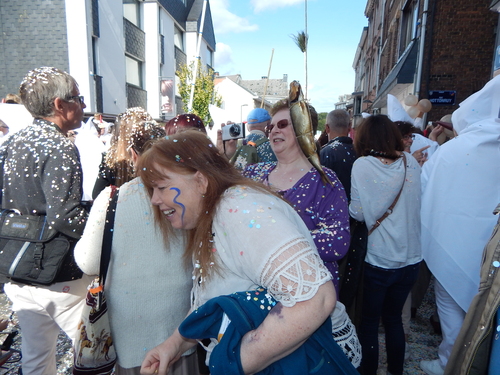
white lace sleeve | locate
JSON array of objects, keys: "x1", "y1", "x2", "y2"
[
  {"x1": 261, "y1": 237, "x2": 332, "y2": 307},
  {"x1": 209, "y1": 186, "x2": 333, "y2": 308}
]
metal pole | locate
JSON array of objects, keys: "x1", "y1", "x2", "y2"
[
  {"x1": 188, "y1": 0, "x2": 208, "y2": 112},
  {"x1": 414, "y1": 0, "x2": 429, "y2": 99},
  {"x1": 305, "y1": 0, "x2": 308, "y2": 100},
  {"x1": 261, "y1": 49, "x2": 274, "y2": 108}
]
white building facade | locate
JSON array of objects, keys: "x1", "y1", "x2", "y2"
[{"x1": 0, "y1": 0, "x2": 216, "y2": 119}]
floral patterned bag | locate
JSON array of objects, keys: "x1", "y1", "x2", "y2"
[{"x1": 73, "y1": 188, "x2": 118, "y2": 374}]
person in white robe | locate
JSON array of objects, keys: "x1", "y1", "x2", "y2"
[
  {"x1": 419, "y1": 75, "x2": 500, "y2": 375},
  {"x1": 74, "y1": 116, "x2": 107, "y2": 202}
]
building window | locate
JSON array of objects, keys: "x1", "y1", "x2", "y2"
[
  {"x1": 174, "y1": 25, "x2": 184, "y2": 51},
  {"x1": 354, "y1": 96, "x2": 362, "y2": 116},
  {"x1": 126, "y1": 55, "x2": 142, "y2": 87},
  {"x1": 92, "y1": 0, "x2": 100, "y2": 37},
  {"x1": 160, "y1": 34, "x2": 165, "y2": 65},
  {"x1": 400, "y1": 0, "x2": 418, "y2": 54},
  {"x1": 206, "y1": 47, "x2": 213, "y2": 67},
  {"x1": 123, "y1": 0, "x2": 140, "y2": 28}
]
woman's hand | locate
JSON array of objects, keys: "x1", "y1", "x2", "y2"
[
  {"x1": 412, "y1": 145, "x2": 430, "y2": 166},
  {"x1": 239, "y1": 281, "x2": 336, "y2": 374},
  {"x1": 140, "y1": 329, "x2": 196, "y2": 375},
  {"x1": 216, "y1": 123, "x2": 238, "y2": 160}
]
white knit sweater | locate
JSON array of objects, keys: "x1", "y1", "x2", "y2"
[{"x1": 74, "y1": 178, "x2": 192, "y2": 368}]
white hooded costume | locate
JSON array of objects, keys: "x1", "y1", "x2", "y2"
[
  {"x1": 387, "y1": 94, "x2": 440, "y2": 160},
  {"x1": 420, "y1": 75, "x2": 500, "y2": 367},
  {"x1": 75, "y1": 117, "x2": 107, "y2": 201}
]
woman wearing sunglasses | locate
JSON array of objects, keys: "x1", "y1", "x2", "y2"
[
  {"x1": 243, "y1": 98, "x2": 361, "y2": 368},
  {"x1": 244, "y1": 99, "x2": 349, "y2": 294}
]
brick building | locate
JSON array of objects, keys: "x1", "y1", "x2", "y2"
[
  {"x1": 0, "y1": 0, "x2": 216, "y2": 118},
  {"x1": 492, "y1": 0, "x2": 500, "y2": 76},
  {"x1": 352, "y1": 0, "x2": 498, "y2": 127}
]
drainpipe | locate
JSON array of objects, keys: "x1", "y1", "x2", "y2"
[
  {"x1": 414, "y1": 0, "x2": 429, "y2": 99},
  {"x1": 375, "y1": 0, "x2": 386, "y2": 96}
]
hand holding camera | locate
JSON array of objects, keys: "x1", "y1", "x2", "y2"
[
  {"x1": 221, "y1": 122, "x2": 245, "y2": 141},
  {"x1": 216, "y1": 122, "x2": 242, "y2": 160}
]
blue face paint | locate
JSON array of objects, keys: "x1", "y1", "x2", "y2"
[{"x1": 170, "y1": 187, "x2": 186, "y2": 225}]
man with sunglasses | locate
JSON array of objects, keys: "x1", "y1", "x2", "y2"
[{"x1": 0, "y1": 67, "x2": 90, "y2": 374}]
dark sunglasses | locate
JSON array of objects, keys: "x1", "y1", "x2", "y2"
[
  {"x1": 66, "y1": 95, "x2": 85, "y2": 104},
  {"x1": 266, "y1": 119, "x2": 290, "y2": 133}
]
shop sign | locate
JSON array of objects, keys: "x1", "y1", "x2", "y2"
[{"x1": 428, "y1": 90, "x2": 456, "y2": 106}]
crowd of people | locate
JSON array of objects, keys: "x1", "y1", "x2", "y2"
[{"x1": 0, "y1": 66, "x2": 499, "y2": 375}]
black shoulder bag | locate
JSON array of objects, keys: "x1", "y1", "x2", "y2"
[{"x1": 0, "y1": 210, "x2": 77, "y2": 285}]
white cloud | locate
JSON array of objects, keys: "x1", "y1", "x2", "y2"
[
  {"x1": 210, "y1": 0, "x2": 259, "y2": 35},
  {"x1": 251, "y1": 0, "x2": 305, "y2": 13},
  {"x1": 214, "y1": 42, "x2": 235, "y2": 75}
]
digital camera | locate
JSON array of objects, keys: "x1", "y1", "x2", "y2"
[{"x1": 221, "y1": 123, "x2": 246, "y2": 141}]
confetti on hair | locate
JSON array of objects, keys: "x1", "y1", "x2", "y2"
[
  {"x1": 105, "y1": 107, "x2": 160, "y2": 172},
  {"x1": 20, "y1": 67, "x2": 64, "y2": 91}
]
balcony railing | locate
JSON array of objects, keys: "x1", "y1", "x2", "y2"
[
  {"x1": 175, "y1": 47, "x2": 186, "y2": 72},
  {"x1": 124, "y1": 18, "x2": 145, "y2": 61},
  {"x1": 127, "y1": 84, "x2": 147, "y2": 109}
]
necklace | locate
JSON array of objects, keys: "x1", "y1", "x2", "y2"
[{"x1": 269, "y1": 164, "x2": 307, "y2": 189}]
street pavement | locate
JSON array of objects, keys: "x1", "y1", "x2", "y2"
[{"x1": 0, "y1": 280, "x2": 442, "y2": 374}]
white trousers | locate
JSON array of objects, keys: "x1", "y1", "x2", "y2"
[
  {"x1": 434, "y1": 279, "x2": 465, "y2": 368},
  {"x1": 4, "y1": 276, "x2": 91, "y2": 375}
]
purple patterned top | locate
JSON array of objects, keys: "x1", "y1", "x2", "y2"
[{"x1": 243, "y1": 162, "x2": 350, "y2": 293}]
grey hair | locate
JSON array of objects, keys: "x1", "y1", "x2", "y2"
[
  {"x1": 326, "y1": 109, "x2": 350, "y2": 132},
  {"x1": 19, "y1": 67, "x2": 77, "y2": 118}
]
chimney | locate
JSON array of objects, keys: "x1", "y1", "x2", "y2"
[{"x1": 283, "y1": 74, "x2": 288, "y2": 83}]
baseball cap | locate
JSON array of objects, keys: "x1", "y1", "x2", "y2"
[{"x1": 247, "y1": 108, "x2": 271, "y2": 124}]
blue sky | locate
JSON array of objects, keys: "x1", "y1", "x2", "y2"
[{"x1": 210, "y1": 0, "x2": 369, "y2": 113}]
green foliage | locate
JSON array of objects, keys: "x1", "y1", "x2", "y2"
[
  {"x1": 177, "y1": 62, "x2": 222, "y2": 126},
  {"x1": 317, "y1": 112, "x2": 327, "y2": 132}
]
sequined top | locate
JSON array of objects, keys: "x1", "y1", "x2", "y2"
[
  {"x1": 243, "y1": 163, "x2": 350, "y2": 293},
  {"x1": 0, "y1": 119, "x2": 87, "y2": 239},
  {"x1": 320, "y1": 136, "x2": 357, "y2": 201}
]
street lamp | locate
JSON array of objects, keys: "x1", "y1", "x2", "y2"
[{"x1": 240, "y1": 104, "x2": 248, "y2": 123}]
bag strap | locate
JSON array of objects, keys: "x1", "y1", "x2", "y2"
[
  {"x1": 100, "y1": 186, "x2": 119, "y2": 284},
  {"x1": 368, "y1": 153, "x2": 407, "y2": 236},
  {"x1": 248, "y1": 137, "x2": 268, "y2": 148}
]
